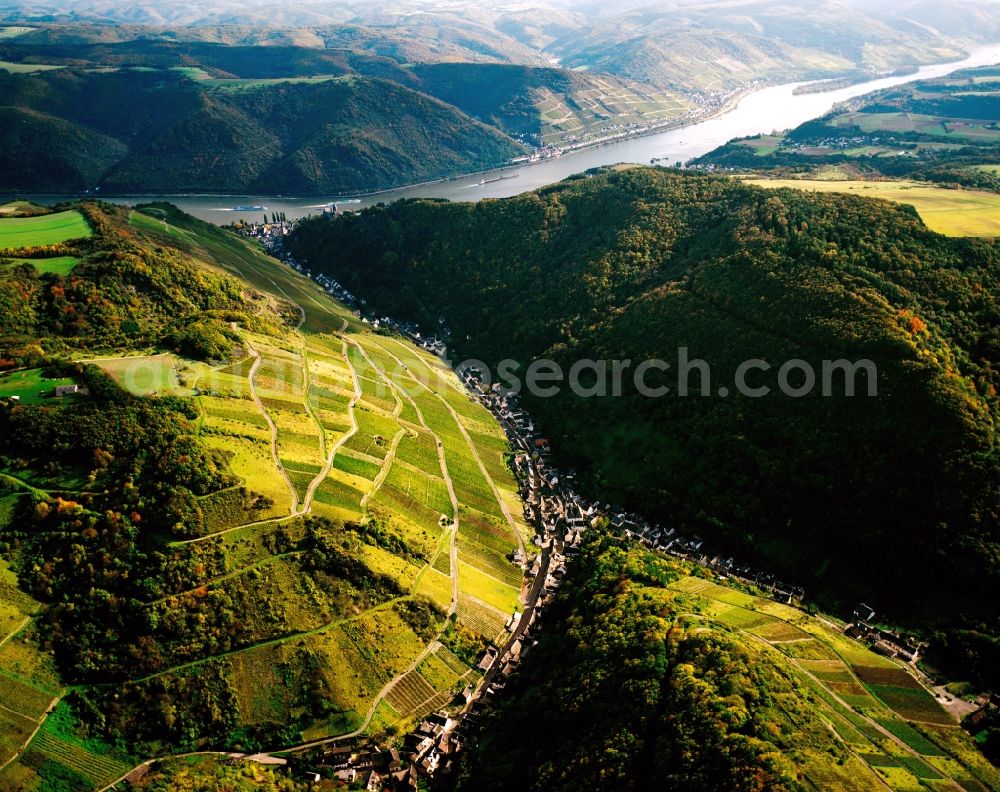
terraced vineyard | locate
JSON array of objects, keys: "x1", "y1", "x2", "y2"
[
  {"x1": 0, "y1": 203, "x2": 535, "y2": 788},
  {"x1": 0, "y1": 560, "x2": 63, "y2": 779},
  {"x1": 130, "y1": 207, "x2": 529, "y2": 734},
  {"x1": 661, "y1": 576, "x2": 1000, "y2": 792}
]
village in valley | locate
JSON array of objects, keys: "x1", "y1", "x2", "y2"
[{"x1": 226, "y1": 220, "x2": 987, "y2": 789}]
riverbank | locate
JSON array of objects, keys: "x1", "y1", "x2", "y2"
[{"x1": 15, "y1": 41, "x2": 1000, "y2": 225}]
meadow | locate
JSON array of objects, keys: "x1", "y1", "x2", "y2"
[
  {"x1": 84, "y1": 353, "x2": 183, "y2": 396},
  {"x1": 0, "y1": 60, "x2": 63, "y2": 73},
  {"x1": 0, "y1": 369, "x2": 84, "y2": 405},
  {"x1": 743, "y1": 178, "x2": 1000, "y2": 237},
  {"x1": 1, "y1": 256, "x2": 80, "y2": 275},
  {"x1": 0, "y1": 209, "x2": 91, "y2": 248}
]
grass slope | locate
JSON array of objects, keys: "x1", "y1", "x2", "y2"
[{"x1": 0, "y1": 209, "x2": 91, "y2": 248}]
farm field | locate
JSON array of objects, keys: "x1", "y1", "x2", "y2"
[
  {"x1": 0, "y1": 368, "x2": 84, "y2": 405},
  {"x1": 0, "y1": 27, "x2": 34, "y2": 39},
  {"x1": 829, "y1": 111, "x2": 1000, "y2": 143},
  {"x1": 10, "y1": 708, "x2": 133, "y2": 791},
  {"x1": 83, "y1": 353, "x2": 184, "y2": 396},
  {"x1": 0, "y1": 256, "x2": 80, "y2": 274},
  {"x1": 0, "y1": 209, "x2": 91, "y2": 248},
  {"x1": 656, "y1": 571, "x2": 1000, "y2": 792},
  {"x1": 743, "y1": 178, "x2": 1000, "y2": 237},
  {"x1": 0, "y1": 60, "x2": 62, "y2": 73}
]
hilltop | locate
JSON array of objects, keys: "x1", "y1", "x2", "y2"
[
  {"x1": 453, "y1": 533, "x2": 1000, "y2": 791},
  {"x1": 0, "y1": 200, "x2": 533, "y2": 789},
  {"x1": 287, "y1": 167, "x2": 1000, "y2": 690}
]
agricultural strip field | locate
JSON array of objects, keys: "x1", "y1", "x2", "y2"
[
  {"x1": 92, "y1": 206, "x2": 533, "y2": 749},
  {"x1": 0, "y1": 210, "x2": 91, "y2": 248},
  {"x1": 743, "y1": 178, "x2": 1000, "y2": 237},
  {"x1": 656, "y1": 572, "x2": 1000, "y2": 791}
]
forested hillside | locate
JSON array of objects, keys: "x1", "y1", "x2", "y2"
[
  {"x1": 0, "y1": 68, "x2": 523, "y2": 194},
  {"x1": 288, "y1": 167, "x2": 1000, "y2": 685},
  {"x1": 0, "y1": 201, "x2": 269, "y2": 363},
  {"x1": 452, "y1": 533, "x2": 1000, "y2": 791}
]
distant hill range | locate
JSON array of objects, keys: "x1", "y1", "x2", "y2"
[
  {"x1": 0, "y1": 68, "x2": 523, "y2": 194},
  {"x1": 693, "y1": 64, "x2": 1000, "y2": 191},
  {"x1": 5, "y1": 0, "x2": 999, "y2": 91},
  {"x1": 1, "y1": 0, "x2": 1000, "y2": 193}
]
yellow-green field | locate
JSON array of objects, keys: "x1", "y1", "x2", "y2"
[
  {"x1": 83, "y1": 353, "x2": 185, "y2": 396},
  {"x1": 0, "y1": 210, "x2": 91, "y2": 248},
  {"x1": 0, "y1": 256, "x2": 80, "y2": 275},
  {"x1": 0, "y1": 60, "x2": 62, "y2": 74},
  {"x1": 743, "y1": 178, "x2": 1000, "y2": 237}
]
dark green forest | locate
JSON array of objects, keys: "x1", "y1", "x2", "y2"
[
  {"x1": 288, "y1": 167, "x2": 1000, "y2": 685},
  {"x1": 0, "y1": 68, "x2": 522, "y2": 194}
]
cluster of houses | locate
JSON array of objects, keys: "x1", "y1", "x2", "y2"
[
  {"x1": 847, "y1": 603, "x2": 926, "y2": 664},
  {"x1": 297, "y1": 744, "x2": 412, "y2": 790},
  {"x1": 234, "y1": 218, "x2": 294, "y2": 246}
]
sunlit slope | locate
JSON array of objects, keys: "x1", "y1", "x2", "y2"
[{"x1": 0, "y1": 202, "x2": 533, "y2": 788}]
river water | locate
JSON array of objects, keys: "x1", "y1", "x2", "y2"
[{"x1": 28, "y1": 42, "x2": 1000, "y2": 225}]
